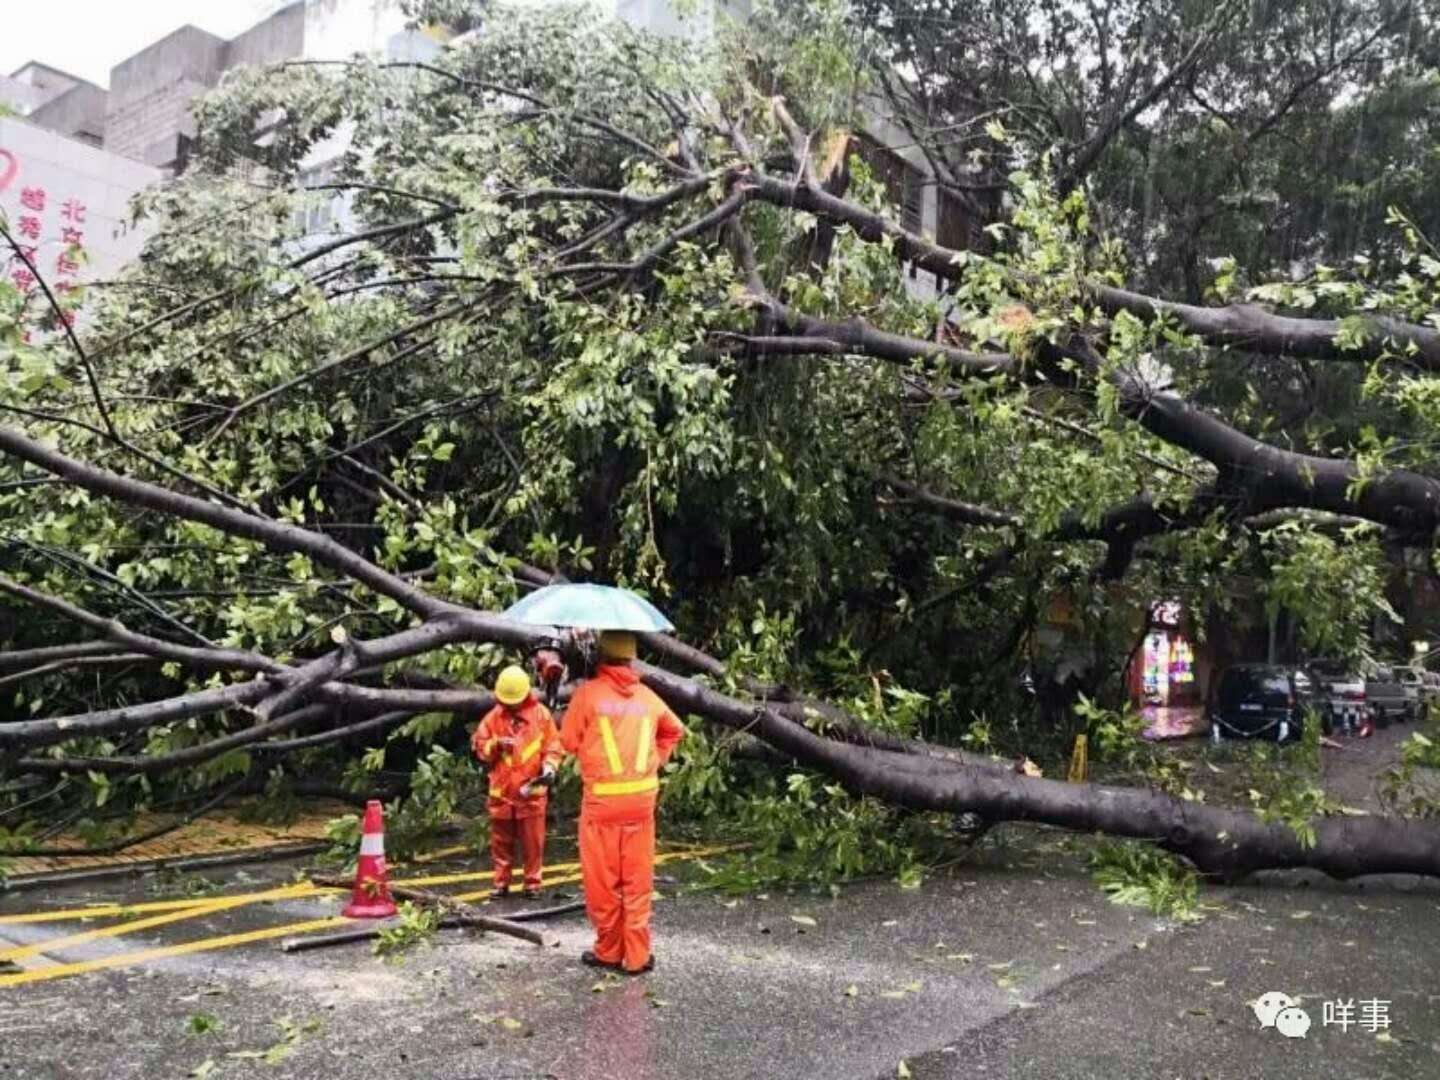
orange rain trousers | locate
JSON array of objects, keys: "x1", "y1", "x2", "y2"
[
  {"x1": 579, "y1": 811, "x2": 656, "y2": 972},
  {"x1": 491, "y1": 813, "x2": 547, "y2": 891}
]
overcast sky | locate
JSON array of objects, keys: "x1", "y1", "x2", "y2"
[
  {"x1": 3, "y1": 0, "x2": 591, "y2": 88},
  {"x1": 2, "y1": 2, "x2": 293, "y2": 87}
]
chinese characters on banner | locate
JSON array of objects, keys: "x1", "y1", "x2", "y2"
[{"x1": 4, "y1": 165, "x2": 87, "y2": 328}]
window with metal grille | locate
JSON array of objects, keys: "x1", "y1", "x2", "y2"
[
  {"x1": 937, "y1": 187, "x2": 972, "y2": 252},
  {"x1": 854, "y1": 134, "x2": 923, "y2": 234},
  {"x1": 292, "y1": 160, "x2": 341, "y2": 236}
]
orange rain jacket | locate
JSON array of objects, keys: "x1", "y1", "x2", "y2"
[
  {"x1": 560, "y1": 664, "x2": 686, "y2": 822},
  {"x1": 472, "y1": 696, "x2": 562, "y2": 820}
]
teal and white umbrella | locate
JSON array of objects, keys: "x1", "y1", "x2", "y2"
[{"x1": 503, "y1": 583, "x2": 675, "y2": 632}]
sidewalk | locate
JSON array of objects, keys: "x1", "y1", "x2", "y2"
[
  {"x1": 3, "y1": 798, "x2": 353, "y2": 879},
  {"x1": 1141, "y1": 704, "x2": 1208, "y2": 741}
]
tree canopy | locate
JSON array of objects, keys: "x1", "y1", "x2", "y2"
[{"x1": 1, "y1": 0, "x2": 1438, "y2": 882}]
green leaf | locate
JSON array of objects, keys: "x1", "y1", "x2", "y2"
[
  {"x1": 186, "y1": 1013, "x2": 220, "y2": 1035},
  {"x1": 263, "y1": 1043, "x2": 293, "y2": 1065}
]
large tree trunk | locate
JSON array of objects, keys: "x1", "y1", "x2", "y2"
[
  {"x1": 641, "y1": 666, "x2": 1440, "y2": 881},
  {"x1": 2, "y1": 425, "x2": 1436, "y2": 883},
  {"x1": 6, "y1": 72, "x2": 1440, "y2": 885}
]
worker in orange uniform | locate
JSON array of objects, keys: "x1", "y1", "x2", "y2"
[
  {"x1": 561, "y1": 630, "x2": 685, "y2": 975},
  {"x1": 472, "y1": 665, "x2": 562, "y2": 899}
]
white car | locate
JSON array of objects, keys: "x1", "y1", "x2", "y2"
[
  {"x1": 1408, "y1": 669, "x2": 1440, "y2": 709},
  {"x1": 1399, "y1": 667, "x2": 1426, "y2": 698},
  {"x1": 1307, "y1": 660, "x2": 1369, "y2": 734}
]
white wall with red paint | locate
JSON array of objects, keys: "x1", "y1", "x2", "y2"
[{"x1": 1, "y1": 117, "x2": 161, "y2": 301}]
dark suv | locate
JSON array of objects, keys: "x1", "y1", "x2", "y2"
[{"x1": 1209, "y1": 664, "x2": 1312, "y2": 743}]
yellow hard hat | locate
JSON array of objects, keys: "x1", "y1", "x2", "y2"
[
  {"x1": 494, "y1": 665, "x2": 531, "y2": 706},
  {"x1": 598, "y1": 630, "x2": 637, "y2": 660}
]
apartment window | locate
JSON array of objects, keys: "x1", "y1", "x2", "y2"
[
  {"x1": 293, "y1": 160, "x2": 341, "y2": 236},
  {"x1": 853, "y1": 134, "x2": 923, "y2": 235},
  {"x1": 174, "y1": 133, "x2": 195, "y2": 175},
  {"x1": 936, "y1": 187, "x2": 972, "y2": 252}
]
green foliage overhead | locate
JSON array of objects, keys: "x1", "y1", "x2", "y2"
[{"x1": 2, "y1": 0, "x2": 1438, "y2": 869}]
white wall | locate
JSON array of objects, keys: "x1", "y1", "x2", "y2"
[
  {"x1": 302, "y1": 0, "x2": 429, "y2": 63},
  {"x1": 615, "y1": 0, "x2": 750, "y2": 40},
  {"x1": 0, "y1": 116, "x2": 160, "y2": 292},
  {"x1": 289, "y1": 0, "x2": 444, "y2": 239},
  {"x1": 0, "y1": 74, "x2": 50, "y2": 116}
]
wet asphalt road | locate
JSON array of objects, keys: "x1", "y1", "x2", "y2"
[{"x1": 2, "y1": 729, "x2": 1438, "y2": 1079}]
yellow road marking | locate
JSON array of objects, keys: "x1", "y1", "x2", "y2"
[
  {"x1": 0, "y1": 840, "x2": 736, "y2": 926},
  {"x1": 0, "y1": 917, "x2": 351, "y2": 988},
  {"x1": 0, "y1": 883, "x2": 316, "y2": 964},
  {"x1": 0, "y1": 859, "x2": 582, "y2": 926},
  {"x1": 0, "y1": 871, "x2": 588, "y2": 990},
  {"x1": 2, "y1": 898, "x2": 269, "y2": 926},
  {"x1": 0, "y1": 845, "x2": 734, "y2": 988},
  {"x1": 449, "y1": 868, "x2": 585, "y2": 906},
  {"x1": 0, "y1": 894, "x2": 286, "y2": 926}
]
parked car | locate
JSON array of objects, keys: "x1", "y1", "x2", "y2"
[
  {"x1": 1363, "y1": 663, "x2": 1416, "y2": 726},
  {"x1": 1209, "y1": 664, "x2": 1312, "y2": 743},
  {"x1": 1426, "y1": 671, "x2": 1440, "y2": 705},
  {"x1": 1399, "y1": 668, "x2": 1430, "y2": 715},
  {"x1": 1306, "y1": 659, "x2": 1369, "y2": 735}
]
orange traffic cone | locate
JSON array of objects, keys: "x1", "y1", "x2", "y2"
[{"x1": 342, "y1": 800, "x2": 397, "y2": 918}]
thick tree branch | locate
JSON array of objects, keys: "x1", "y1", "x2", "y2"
[
  {"x1": 883, "y1": 476, "x2": 1022, "y2": 528},
  {"x1": 736, "y1": 168, "x2": 1440, "y2": 368},
  {"x1": 0, "y1": 425, "x2": 448, "y2": 619},
  {"x1": 639, "y1": 664, "x2": 1440, "y2": 880},
  {"x1": 16, "y1": 705, "x2": 334, "y2": 775},
  {"x1": 0, "y1": 574, "x2": 281, "y2": 676},
  {"x1": 0, "y1": 642, "x2": 126, "y2": 674}
]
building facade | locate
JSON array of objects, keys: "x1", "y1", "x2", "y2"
[
  {"x1": 615, "y1": 0, "x2": 752, "y2": 42},
  {"x1": 0, "y1": 62, "x2": 108, "y2": 147},
  {"x1": 4, "y1": 0, "x2": 983, "y2": 296},
  {"x1": 0, "y1": 116, "x2": 160, "y2": 297},
  {"x1": 2, "y1": 0, "x2": 449, "y2": 300},
  {"x1": 98, "y1": 1, "x2": 442, "y2": 177},
  {"x1": 613, "y1": 0, "x2": 990, "y2": 302}
]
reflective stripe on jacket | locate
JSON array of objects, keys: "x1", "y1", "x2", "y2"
[
  {"x1": 559, "y1": 664, "x2": 685, "y2": 821},
  {"x1": 472, "y1": 697, "x2": 562, "y2": 819}
]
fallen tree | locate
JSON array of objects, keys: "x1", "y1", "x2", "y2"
[
  {"x1": 1, "y1": 425, "x2": 1437, "y2": 880},
  {"x1": 3, "y1": 3, "x2": 1439, "y2": 882}
]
